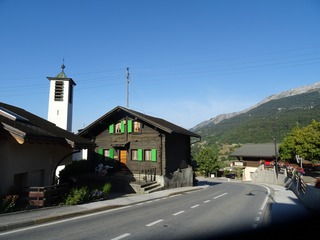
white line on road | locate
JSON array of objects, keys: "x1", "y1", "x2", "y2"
[
  {"x1": 191, "y1": 204, "x2": 199, "y2": 208},
  {"x1": 204, "y1": 200, "x2": 210, "y2": 203},
  {"x1": 146, "y1": 219, "x2": 164, "y2": 227},
  {"x1": 213, "y1": 192, "x2": 228, "y2": 199},
  {"x1": 173, "y1": 211, "x2": 185, "y2": 216},
  {"x1": 110, "y1": 233, "x2": 131, "y2": 240},
  {"x1": 168, "y1": 194, "x2": 182, "y2": 198}
]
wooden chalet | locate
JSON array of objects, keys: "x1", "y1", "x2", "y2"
[{"x1": 77, "y1": 106, "x2": 201, "y2": 191}]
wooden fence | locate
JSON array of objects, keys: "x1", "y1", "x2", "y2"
[{"x1": 28, "y1": 184, "x2": 69, "y2": 207}]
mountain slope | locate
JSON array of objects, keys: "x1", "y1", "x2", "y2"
[
  {"x1": 192, "y1": 82, "x2": 320, "y2": 130},
  {"x1": 192, "y1": 86, "x2": 320, "y2": 145}
]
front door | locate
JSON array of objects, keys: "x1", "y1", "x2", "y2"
[{"x1": 119, "y1": 150, "x2": 127, "y2": 165}]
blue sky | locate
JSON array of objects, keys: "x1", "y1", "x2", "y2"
[{"x1": 1, "y1": 0, "x2": 320, "y2": 132}]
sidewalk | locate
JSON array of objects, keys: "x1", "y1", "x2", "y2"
[{"x1": 0, "y1": 178, "x2": 314, "y2": 233}]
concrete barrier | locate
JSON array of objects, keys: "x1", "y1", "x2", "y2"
[{"x1": 252, "y1": 165, "x2": 320, "y2": 212}]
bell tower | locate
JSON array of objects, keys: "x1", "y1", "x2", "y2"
[{"x1": 47, "y1": 63, "x2": 76, "y2": 131}]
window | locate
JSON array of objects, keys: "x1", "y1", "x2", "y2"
[
  {"x1": 115, "y1": 122, "x2": 121, "y2": 133},
  {"x1": 104, "y1": 149, "x2": 110, "y2": 158},
  {"x1": 133, "y1": 121, "x2": 141, "y2": 133},
  {"x1": 98, "y1": 148, "x2": 114, "y2": 159},
  {"x1": 115, "y1": 121, "x2": 125, "y2": 134},
  {"x1": 132, "y1": 150, "x2": 138, "y2": 161},
  {"x1": 145, "y1": 150, "x2": 151, "y2": 161},
  {"x1": 144, "y1": 149, "x2": 157, "y2": 161},
  {"x1": 132, "y1": 149, "x2": 143, "y2": 161}
]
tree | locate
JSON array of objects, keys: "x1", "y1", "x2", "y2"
[
  {"x1": 279, "y1": 120, "x2": 320, "y2": 162},
  {"x1": 195, "y1": 146, "x2": 222, "y2": 177}
]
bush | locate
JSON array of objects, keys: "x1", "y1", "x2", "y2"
[
  {"x1": 102, "y1": 182, "x2": 112, "y2": 197},
  {"x1": 63, "y1": 182, "x2": 112, "y2": 205},
  {"x1": 0, "y1": 195, "x2": 19, "y2": 213},
  {"x1": 64, "y1": 186, "x2": 90, "y2": 205}
]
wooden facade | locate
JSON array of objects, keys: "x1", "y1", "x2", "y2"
[{"x1": 78, "y1": 106, "x2": 201, "y2": 188}]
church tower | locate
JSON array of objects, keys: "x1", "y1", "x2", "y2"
[{"x1": 47, "y1": 64, "x2": 76, "y2": 131}]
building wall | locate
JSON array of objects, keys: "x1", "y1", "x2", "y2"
[
  {"x1": 0, "y1": 135, "x2": 72, "y2": 195},
  {"x1": 165, "y1": 133, "x2": 191, "y2": 173}
]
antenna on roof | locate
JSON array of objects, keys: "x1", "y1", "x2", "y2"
[{"x1": 126, "y1": 67, "x2": 130, "y2": 108}]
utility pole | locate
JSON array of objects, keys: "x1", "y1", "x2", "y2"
[
  {"x1": 272, "y1": 118, "x2": 279, "y2": 179},
  {"x1": 126, "y1": 67, "x2": 130, "y2": 108}
]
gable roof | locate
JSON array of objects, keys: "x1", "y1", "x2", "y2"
[
  {"x1": 78, "y1": 106, "x2": 201, "y2": 138},
  {"x1": 0, "y1": 102, "x2": 93, "y2": 149},
  {"x1": 229, "y1": 143, "x2": 280, "y2": 159}
]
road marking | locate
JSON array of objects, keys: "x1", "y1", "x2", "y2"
[
  {"x1": 0, "y1": 206, "x2": 132, "y2": 236},
  {"x1": 173, "y1": 211, "x2": 185, "y2": 216},
  {"x1": 168, "y1": 194, "x2": 181, "y2": 198},
  {"x1": 110, "y1": 233, "x2": 131, "y2": 240},
  {"x1": 204, "y1": 200, "x2": 210, "y2": 203},
  {"x1": 146, "y1": 219, "x2": 164, "y2": 227},
  {"x1": 191, "y1": 204, "x2": 199, "y2": 208},
  {"x1": 213, "y1": 192, "x2": 228, "y2": 199}
]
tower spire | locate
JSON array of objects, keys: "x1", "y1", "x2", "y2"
[{"x1": 61, "y1": 58, "x2": 65, "y2": 72}]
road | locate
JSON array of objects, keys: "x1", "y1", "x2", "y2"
[{"x1": 0, "y1": 182, "x2": 271, "y2": 240}]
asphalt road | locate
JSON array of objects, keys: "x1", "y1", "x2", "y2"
[{"x1": 0, "y1": 182, "x2": 272, "y2": 240}]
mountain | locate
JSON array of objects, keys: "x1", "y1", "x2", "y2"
[{"x1": 191, "y1": 82, "x2": 320, "y2": 145}]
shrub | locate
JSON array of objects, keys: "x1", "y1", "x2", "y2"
[
  {"x1": 0, "y1": 195, "x2": 19, "y2": 213},
  {"x1": 63, "y1": 182, "x2": 112, "y2": 205},
  {"x1": 64, "y1": 186, "x2": 90, "y2": 205},
  {"x1": 102, "y1": 182, "x2": 112, "y2": 197}
]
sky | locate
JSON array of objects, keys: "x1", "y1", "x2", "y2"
[{"x1": 1, "y1": 0, "x2": 320, "y2": 132}]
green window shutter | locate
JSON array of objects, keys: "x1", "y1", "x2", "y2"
[
  {"x1": 138, "y1": 149, "x2": 143, "y2": 161},
  {"x1": 151, "y1": 149, "x2": 157, "y2": 162},
  {"x1": 109, "y1": 149, "x2": 114, "y2": 158},
  {"x1": 121, "y1": 120, "x2": 125, "y2": 133},
  {"x1": 98, "y1": 148, "x2": 103, "y2": 160},
  {"x1": 109, "y1": 124, "x2": 114, "y2": 134},
  {"x1": 98, "y1": 148, "x2": 103, "y2": 155},
  {"x1": 128, "y1": 120, "x2": 132, "y2": 133}
]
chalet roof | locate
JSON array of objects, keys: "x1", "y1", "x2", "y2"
[
  {"x1": 78, "y1": 106, "x2": 201, "y2": 138},
  {"x1": 0, "y1": 102, "x2": 93, "y2": 149},
  {"x1": 229, "y1": 143, "x2": 280, "y2": 159}
]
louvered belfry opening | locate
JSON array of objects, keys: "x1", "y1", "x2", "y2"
[{"x1": 54, "y1": 81, "x2": 64, "y2": 101}]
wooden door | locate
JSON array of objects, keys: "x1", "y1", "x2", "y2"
[{"x1": 119, "y1": 150, "x2": 127, "y2": 165}]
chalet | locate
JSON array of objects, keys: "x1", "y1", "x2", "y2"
[
  {"x1": 229, "y1": 143, "x2": 280, "y2": 181},
  {"x1": 77, "y1": 106, "x2": 201, "y2": 191},
  {"x1": 0, "y1": 102, "x2": 94, "y2": 195}
]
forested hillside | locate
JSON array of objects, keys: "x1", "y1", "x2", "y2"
[{"x1": 193, "y1": 90, "x2": 320, "y2": 146}]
